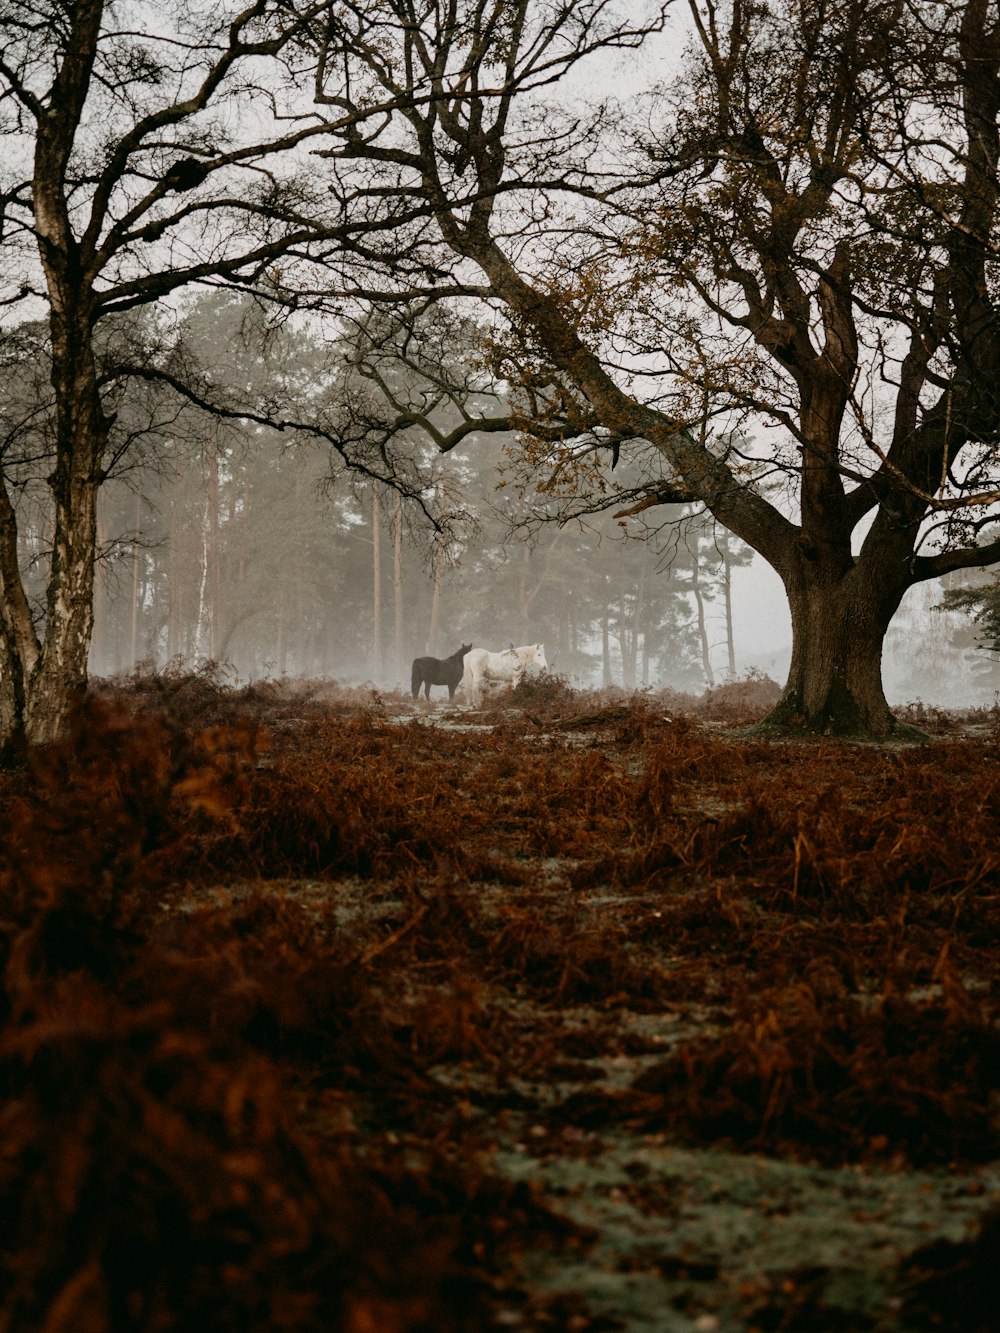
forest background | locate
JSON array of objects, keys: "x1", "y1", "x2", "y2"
[
  {"x1": 67, "y1": 290, "x2": 995, "y2": 708},
  {"x1": 0, "y1": 280, "x2": 975, "y2": 706},
  {"x1": 5, "y1": 0, "x2": 1000, "y2": 732}
]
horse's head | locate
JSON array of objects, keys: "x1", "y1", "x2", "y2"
[
  {"x1": 460, "y1": 643, "x2": 472, "y2": 656},
  {"x1": 514, "y1": 643, "x2": 547, "y2": 676}
]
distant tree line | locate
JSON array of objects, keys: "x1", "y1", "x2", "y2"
[{"x1": 76, "y1": 295, "x2": 747, "y2": 691}]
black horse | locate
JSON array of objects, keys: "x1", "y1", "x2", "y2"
[{"x1": 411, "y1": 643, "x2": 472, "y2": 701}]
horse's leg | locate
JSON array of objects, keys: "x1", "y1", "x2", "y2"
[{"x1": 464, "y1": 664, "x2": 475, "y2": 707}]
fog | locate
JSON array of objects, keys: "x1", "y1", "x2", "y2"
[
  {"x1": 65, "y1": 286, "x2": 994, "y2": 710},
  {"x1": 79, "y1": 355, "x2": 994, "y2": 711}
]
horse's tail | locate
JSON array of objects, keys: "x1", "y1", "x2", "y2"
[{"x1": 411, "y1": 660, "x2": 422, "y2": 698}]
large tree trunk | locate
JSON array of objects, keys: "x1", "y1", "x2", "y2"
[
  {"x1": 17, "y1": 20, "x2": 107, "y2": 747},
  {"x1": 763, "y1": 566, "x2": 900, "y2": 736},
  {"x1": 15, "y1": 297, "x2": 106, "y2": 745},
  {"x1": 22, "y1": 439, "x2": 102, "y2": 745}
]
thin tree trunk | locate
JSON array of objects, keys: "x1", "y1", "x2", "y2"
[
  {"x1": 630, "y1": 567, "x2": 646, "y2": 689},
  {"x1": 691, "y1": 562, "x2": 715, "y2": 688},
  {"x1": 240, "y1": 469, "x2": 250, "y2": 583},
  {"x1": 0, "y1": 472, "x2": 38, "y2": 738},
  {"x1": 193, "y1": 486, "x2": 211, "y2": 661},
  {"x1": 427, "y1": 534, "x2": 443, "y2": 653},
  {"x1": 293, "y1": 465, "x2": 305, "y2": 675},
  {"x1": 372, "y1": 485, "x2": 383, "y2": 681},
  {"x1": 393, "y1": 489, "x2": 404, "y2": 688},
  {"x1": 723, "y1": 549, "x2": 736, "y2": 678},
  {"x1": 621, "y1": 591, "x2": 636, "y2": 690},
  {"x1": 209, "y1": 446, "x2": 220, "y2": 659},
  {"x1": 167, "y1": 490, "x2": 181, "y2": 663},
  {"x1": 427, "y1": 471, "x2": 452, "y2": 655},
  {"x1": 91, "y1": 500, "x2": 109, "y2": 677},
  {"x1": 619, "y1": 569, "x2": 633, "y2": 690},
  {"x1": 130, "y1": 491, "x2": 142, "y2": 666},
  {"x1": 214, "y1": 458, "x2": 242, "y2": 666}
]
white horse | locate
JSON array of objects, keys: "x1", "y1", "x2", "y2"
[{"x1": 463, "y1": 644, "x2": 548, "y2": 707}]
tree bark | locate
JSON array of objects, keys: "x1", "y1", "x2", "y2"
[
  {"x1": 20, "y1": 331, "x2": 105, "y2": 744},
  {"x1": 764, "y1": 561, "x2": 901, "y2": 736},
  {"x1": 22, "y1": 469, "x2": 101, "y2": 744},
  {"x1": 0, "y1": 472, "x2": 40, "y2": 739},
  {"x1": 11, "y1": 1, "x2": 105, "y2": 743}
]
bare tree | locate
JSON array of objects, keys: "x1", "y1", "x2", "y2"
[
  {"x1": 0, "y1": 0, "x2": 422, "y2": 743},
  {"x1": 289, "y1": 0, "x2": 1000, "y2": 735}
]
